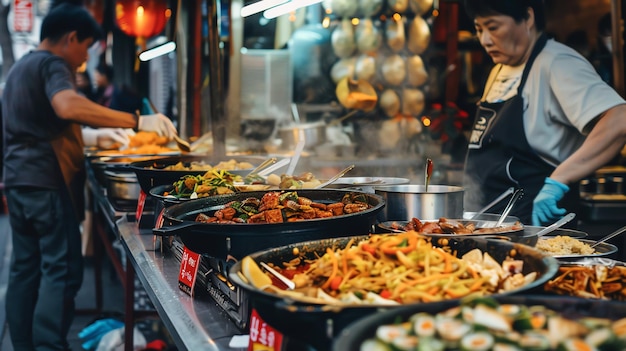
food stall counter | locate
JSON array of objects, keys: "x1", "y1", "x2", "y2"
[{"x1": 116, "y1": 216, "x2": 247, "y2": 351}]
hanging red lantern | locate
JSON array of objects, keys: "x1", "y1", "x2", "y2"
[{"x1": 115, "y1": 0, "x2": 171, "y2": 50}]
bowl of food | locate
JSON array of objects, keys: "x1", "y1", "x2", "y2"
[
  {"x1": 333, "y1": 295, "x2": 626, "y2": 351},
  {"x1": 128, "y1": 155, "x2": 264, "y2": 193},
  {"x1": 535, "y1": 236, "x2": 618, "y2": 259},
  {"x1": 228, "y1": 233, "x2": 558, "y2": 350},
  {"x1": 544, "y1": 257, "x2": 626, "y2": 300},
  {"x1": 152, "y1": 189, "x2": 385, "y2": 259}
]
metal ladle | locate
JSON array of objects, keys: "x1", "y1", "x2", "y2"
[{"x1": 590, "y1": 224, "x2": 626, "y2": 248}]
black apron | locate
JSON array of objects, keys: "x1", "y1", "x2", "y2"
[{"x1": 463, "y1": 34, "x2": 578, "y2": 224}]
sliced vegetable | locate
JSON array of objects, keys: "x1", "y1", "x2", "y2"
[
  {"x1": 412, "y1": 313, "x2": 436, "y2": 337},
  {"x1": 360, "y1": 338, "x2": 392, "y2": 351},
  {"x1": 556, "y1": 338, "x2": 597, "y2": 351},
  {"x1": 460, "y1": 332, "x2": 494, "y2": 351},
  {"x1": 473, "y1": 304, "x2": 512, "y2": 333},
  {"x1": 392, "y1": 335, "x2": 419, "y2": 350},
  {"x1": 518, "y1": 331, "x2": 550, "y2": 351},
  {"x1": 376, "y1": 325, "x2": 409, "y2": 344}
]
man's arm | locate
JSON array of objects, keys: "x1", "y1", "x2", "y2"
[
  {"x1": 50, "y1": 89, "x2": 137, "y2": 129},
  {"x1": 51, "y1": 88, "x2": 177, "y2": 138}
]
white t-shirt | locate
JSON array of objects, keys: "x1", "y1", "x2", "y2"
[
  {"x1": 484, "y1": 64, "x2": 524, "y2": 103},
  {"x1": 481, "y1": 39, "x2": 625, "y2": 167}
]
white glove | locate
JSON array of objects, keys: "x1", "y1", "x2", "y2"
[
  {"x1": 82, "y1": 128, "x2": 130, "y2": 149},
  {"x1": 138, "y1": 113, "x2": 177, "y2": 138}
]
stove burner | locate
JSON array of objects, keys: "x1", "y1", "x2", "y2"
[{"x1": 171, "y1": 238, "x2": 250, "y2": 330}]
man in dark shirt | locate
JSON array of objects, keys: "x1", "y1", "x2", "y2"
[{"x1": 0, "y1": 3, "x2": 176, "y2": 350}]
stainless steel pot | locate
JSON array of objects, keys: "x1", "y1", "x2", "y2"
[
  {"x1": 278, "y1": 122, "x2": 327, "y2": 149},
  {"x1": 374, "y1": 184, "x2": 464, "y2": 221},
  {"x1": 104, "y1": 170, "x2": 141, "y2": 211}
]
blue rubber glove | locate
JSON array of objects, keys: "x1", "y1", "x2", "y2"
[{"x1": 532, "y1": 177, "x2": 569, "y2": 226}]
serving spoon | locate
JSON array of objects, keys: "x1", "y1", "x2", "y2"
[
  {"x1": 172, "y1": 134, "x2": 191, "y2": 152},
  {"x1": 534, "y1": 212, "x2": 577, "y2": 237},
  {"x1": 143, "y1": 99, "x2": 191, "y2": 152}
]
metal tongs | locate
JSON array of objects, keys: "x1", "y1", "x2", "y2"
[
  {"x1": 244, "y1": 157, "x2": 277, "y2": 178},
  {"x1": 315, "y1": 165, "x2": 356, "y2": 189},
  {"x1": 495, "y1": 188, "x2": 524, "y2": 227},
  {"x1": 470, "y1": 187, "x2": 515, "y2": 220}
]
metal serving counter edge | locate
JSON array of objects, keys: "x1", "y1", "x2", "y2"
[{"x1": 116, "y1": 216, "x2": 248, "y2": 351}]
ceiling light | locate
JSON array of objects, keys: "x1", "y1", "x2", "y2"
[
  {"x1": 241, "y1": 0, "x2": 289, "y2": 17},
  {"x1": 263, "y1": 0, "x2": 323, "y2": 19},
  {"x1": 139, "y1": 41, "x2": 176, "y2": 61}
]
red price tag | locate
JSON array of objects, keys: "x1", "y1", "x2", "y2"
[
  {"x1": 178, "y1": 246, "x2": 201, "y2": 297},
  {"x1": 135, "y1": 189, "x2": 147, "y2": 223},
  {"x1": 154, "y1": 207, "x2": 165, "y2": 229},
  {"x1": 248, "y1": 308, "x2": 283, "y2": 351}
]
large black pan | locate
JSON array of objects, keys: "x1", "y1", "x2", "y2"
[
  {"x1": 227, "y1": 235, "x2": 559, "y2": 350},
  {"x1": 332, "y1": 295, "x2": 626, "y2": 351},
  {"x1": 128, "y1": 154, "x2": 266, "y2": 193},
  {"x1": 152, "y1": 189, "x2": 385, "y2": 259}
]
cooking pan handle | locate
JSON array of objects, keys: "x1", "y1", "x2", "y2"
[{"x1": 152, "y1": 221, "x2": 199, "y2": 236}]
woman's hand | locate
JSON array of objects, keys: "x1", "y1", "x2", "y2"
[{"x1": 531, "y1": 177, "x2": 569, "y2": 225}]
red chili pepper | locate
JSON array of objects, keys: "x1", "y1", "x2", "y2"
[
  {"x1": 329, "y1": 276, "x2": 343, "y2": 291},
  {"x1": 379, "y1": 290, "x2": 392, "y2": 299},
  {"x1": 361, "y1": 243, "x2": 376, "y2": 255}
]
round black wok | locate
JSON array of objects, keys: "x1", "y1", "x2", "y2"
[
  {"x1": 148, "y1": 184, "x2": 189, "y2": 206},
  {"x1": 332, "y1": 295, "x2": 626, "y2": 351},
  {"x1": 227, "y1": 235, "x2": 559, "y2": 350},
  {"x1": 128, "y1": 154, "x2": 266, "y2": 193},
  {"x1": 152, "y1": 189, "x2": 385, "y2": 259}
]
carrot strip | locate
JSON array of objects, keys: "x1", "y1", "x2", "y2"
[
  {"x1": 469, "y1": 278, "x2": 485, "y2": 292},
  {"x1": 321, "y1": 248, "x2": 339, "y2": 290},
  {"x1": 427, "y1": 285, "x2": 440, "y2": 295}
]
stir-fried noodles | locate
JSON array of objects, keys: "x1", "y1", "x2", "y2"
[{"x1": 257, "y1": 231, "x2": 536, "y2": 305}]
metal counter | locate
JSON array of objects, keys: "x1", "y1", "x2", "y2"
[
  {"x1": 116, "y1": 217, "x2": 246, "y2": 351},
  {"x1": 87, "y1": 165, "x2": 246, "y2": 351}
]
